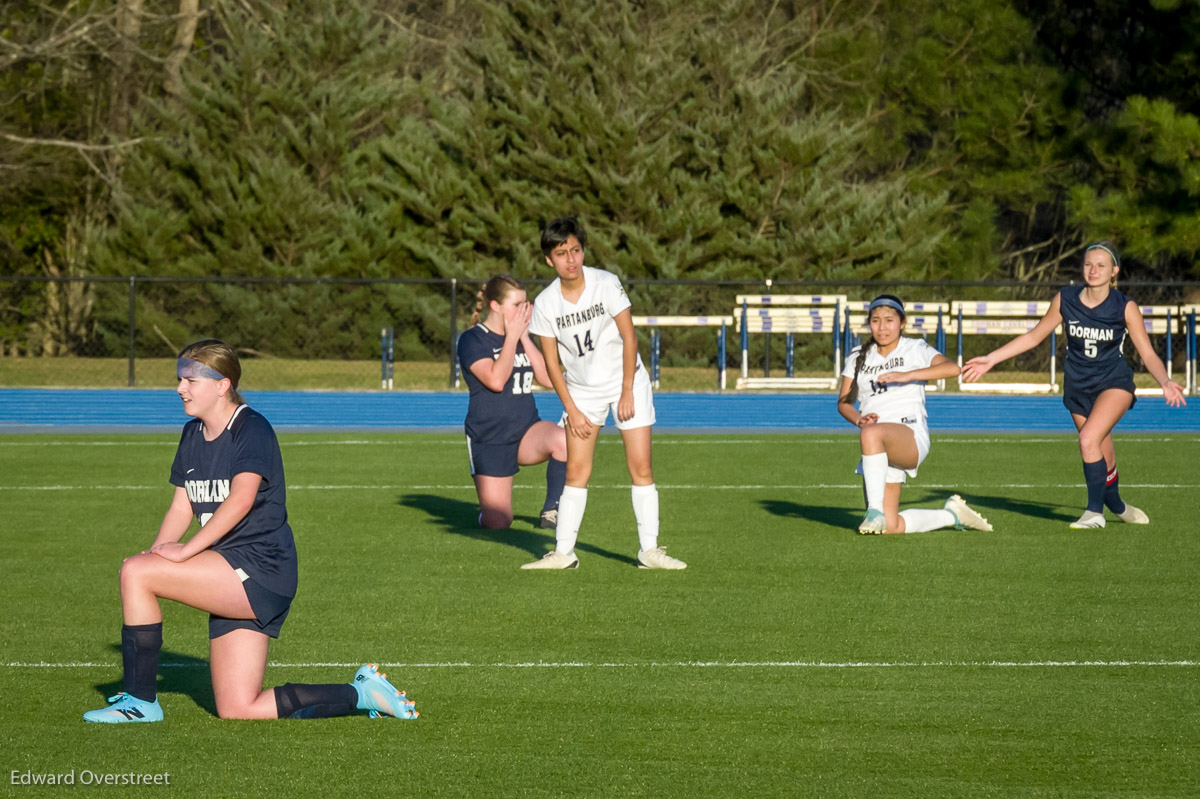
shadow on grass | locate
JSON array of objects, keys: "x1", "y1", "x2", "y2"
[
  {"x1": 759, "y1": 499, "x2": 860, "y2": 531},
  {"x1": 948, "y1": 492, "x2": 1075, "y2": 522},
  {"x1": 96, "y1": 646, "x2": 215, "y2": 716},
  {"x1": 763, "y1": 491, "x2": 1075, "y2": 528},
  {"x1": 398, "y1": 493, "x2": 638, "y2": 566}
]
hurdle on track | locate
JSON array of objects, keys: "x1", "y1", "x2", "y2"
[
  {"x1": 632, "y1": 315, "x2": 735, "y2": 390},
  {"x1": 950, "y1": 301, "x2": 1060, "y2": 393},
  {"x1": 1183, "y1": 305, "x2": 1199, "y2": 395},
  {"x1": 734, "y1": 295, "x2": 846, "y2": 390}
]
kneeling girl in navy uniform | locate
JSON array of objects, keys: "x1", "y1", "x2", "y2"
[
  {"x1": 963, "y1": 242, "x2": 1186, "y2": 527},
  {"x1": 458, "y1": 274, "x2": 567, "y2": 530},
  {"x1": 84, "y1": 340, "x2": 417, "y2": 723}
]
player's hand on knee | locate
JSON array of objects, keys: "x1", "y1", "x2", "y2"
[
  {"x1": 566, "y1": 409, "x2": 594, "y2": 439},
  {"x1": 857, "y1": 414, "x2": 878, "y2": 428},
  {"x1": 148, "y1": 542, "x2": 188, "y2": 562}
]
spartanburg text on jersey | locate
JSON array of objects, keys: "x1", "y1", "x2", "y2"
[
  {"x1": 169, "y1": 405, "x2": 297, "y2": 597},
  {"x1": 530, "y1": 265, "x2": 643, "y2": 390},
  {"x1": 1058, "y1": 285, "x2": 1135, "y2": 386},
  {"x1": 841, "y1": 337, "x2": 940, "y2": 430},
  {"x1": 457, "y1": 324, "x2": 541, "y2": 444}
]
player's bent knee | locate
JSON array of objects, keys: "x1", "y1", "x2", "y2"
[
  {"x1": 119, "y1": 553, "x2": 159, "y2": 593},
  {"x1": 479, "y1": 509, "x2": 512, "y2": 529}
]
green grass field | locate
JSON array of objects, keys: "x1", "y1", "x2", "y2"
[{"x1": 2, "y1": 432, "x2": 1197, "y2": 797}]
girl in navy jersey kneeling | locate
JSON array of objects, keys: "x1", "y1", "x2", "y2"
[
  {"x1": 84, "y1": 340, "x2": 417, "y2": 723},
  {"x1": 963, "y1": 242, "x2": 1186, "y2": 528},
  {"x1": 838, "y1": 295, "x2": 993, "y2": 535},
  {"x1": 458, "y1": 274, "x2": 567, "y2": 531}
]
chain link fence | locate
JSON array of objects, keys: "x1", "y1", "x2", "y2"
[{"x1": 2, "y1": 275, "x2": 1198, "y2": 390}]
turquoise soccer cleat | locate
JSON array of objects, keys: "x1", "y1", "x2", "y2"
[
  {"x1": 83, "y1": 692, "x2": 164, "y2": 724},
  {"x1": 353, "y1": 664, "x2": 417, "y2": 720}
]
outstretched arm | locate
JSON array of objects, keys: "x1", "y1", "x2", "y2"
[
  {"x1": 962, "y1": 294, "x2": 1063, "y2": 382},
  {"x1": 1124, "y1": 303, "x2": 1187, "y2": 407}
]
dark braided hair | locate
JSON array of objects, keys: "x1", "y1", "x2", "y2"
[{"x1": 839, "y1": 294, "x2": 906, "y2": 406}]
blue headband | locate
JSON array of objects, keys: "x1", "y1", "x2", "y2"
[
  {"x1": 868, "y1": 297, "x2": 905, "y2": 315},
  {"x1": 177, "y1": 357, "x2": 225, "y2": 381},
  {"x1": 1085, "y1": 243, "x2": 1120, "y2": 266}
]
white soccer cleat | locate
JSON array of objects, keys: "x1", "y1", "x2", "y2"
[
  {"x1": 944, "y1": 495, "x2": 993, "y2": 532},
  {"x1": 1116, "y1": 503, "x2": 1149, "y2": 524},
  {"x1": 520, "y1": 550, "x2": 579, "y2": 570},
  {"x1": 637, "y1": 547, "x2": 687, "y2": 570},
  {"x1": 857, "y1": 508, "x2": 887, "y2": 535},
  {"x1": 1069, "y1": 510, "x2": 1106, "y2": 529}
]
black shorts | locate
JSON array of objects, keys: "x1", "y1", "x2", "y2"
[
  {"x1": 1062, "y1": 373, "x2": 1137, "y2": 417},
  {"x1": 209, "y1": 573, "x2": 294, "y2": 640},
  {"x1": 466, "y1": 425, "x2": 538, "y2": 478}
]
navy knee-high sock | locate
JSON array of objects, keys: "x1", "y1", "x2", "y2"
[
  {"x1": 543, "y1": 458, "x2": 567, "y2": 513},
  {"x1": 1082, "y1": 459, "x2": 1107, "y2": 513},
  {"x1": 121, "y1": 623, "x2": 162, "y2": 702},
  {"x1": 1103, "y1": 466, "x2": 1126, "y2": 514},
  {"x1": 274, "y1": 683, "x2": 359, "y2": 719}
]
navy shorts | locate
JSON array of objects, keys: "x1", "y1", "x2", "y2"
[
  {"x1": 1062, "y1": 373, "x2": 1137, "y2": 417},
  {"x1": 466, "y1": 422, "x2": 538, "y2": 478},
  {"x1": 209, "y1": 573, "x2": 294, "y2": 640}
]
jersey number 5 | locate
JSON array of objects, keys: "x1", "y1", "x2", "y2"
[
  {"x1": 572, "y1": 330, "x2": 595, "y2": 357},
  {"x1": 1083, "y1": 339, "x2": 1097, "y2": 358}
]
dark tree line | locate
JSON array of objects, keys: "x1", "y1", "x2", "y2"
[{"x1": 2, "y1": 0, "x2": 1198, "y2": 357}]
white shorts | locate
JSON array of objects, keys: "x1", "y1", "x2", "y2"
[
  {"x1": 854, "y1": 423, "x2": 931, "y2": 483},
  {"x1": 562, "y1": 367, "x2": 656, "y2": 430}
]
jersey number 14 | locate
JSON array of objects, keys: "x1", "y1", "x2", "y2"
[{"x1": 572, "y1": 330, "x2": 595, "y2": 357}]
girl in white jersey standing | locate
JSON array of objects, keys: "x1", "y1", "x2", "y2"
[
  {"x1": 838, "y1": 295, "x2": 993, "y2": 535},
  {"x1": 523, "y1": 217, "x2": 686, "y2": 570}
]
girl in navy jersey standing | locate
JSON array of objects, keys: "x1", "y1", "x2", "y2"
[
  {"x1": 963, "y1": 242, "x2": 1186, "y2": 527},
  {"x1": 84, "y1": 340, "x2": 417, "y2": 723},
  {"x1": 457, "y1": 274, "x2": 567, "y2": 530}
]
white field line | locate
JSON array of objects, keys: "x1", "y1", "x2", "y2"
[
  {"x1": 0, "y1": 483, "x2": 1193, "y2": 492},
  {"x1": 5, "y1": 659, "x2": 1198, "y2": 670},
  {"x1": 0, "y1": 437, "x2": 1192, "y2": 447}
]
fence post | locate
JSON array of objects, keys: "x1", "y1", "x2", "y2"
[
  {"x1": 762, "y1": 278, "x2": 772, "y2": 377},
  {"x1": 127, "y1": 276, "x2": 136, "y2": 387},
  {"x1": 718, "y1": 322, "x2": 727, "y2": 390},
  {"x1": 740, "y1": 300, "x2": 749, "y2": 380},
  {"x1": 449, "y1": 278, "x2": 458, "y2": 388}
]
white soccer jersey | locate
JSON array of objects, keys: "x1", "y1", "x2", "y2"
[
  {"x1": 530, "y1": 265, "x2": 641, "y2": 391},
  {"x1": 842, "y1": 336, "x2": 940, "y2": 432}
]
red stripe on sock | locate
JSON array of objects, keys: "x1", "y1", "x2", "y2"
[{"x1": 1106, "y1": 469, "x2": 1118, "y2": 485}]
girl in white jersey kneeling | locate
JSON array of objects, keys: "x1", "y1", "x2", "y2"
[
  {"x1": 837, "y1": 295, "x2": 993, "y2": 535},
  {"x1": 523, "y1": 217, "x2": 685, "y2": 570}
]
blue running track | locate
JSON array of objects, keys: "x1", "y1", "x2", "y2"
[{"x1": 1, "y1": 388, "x2": 1197, "y2": 433}]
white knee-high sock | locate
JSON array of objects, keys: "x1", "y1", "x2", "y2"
[
  {"x1": 861, "y1": 453, "x2": 888, "y2": 511},
  {"x1": 898, "y1": 508, "x2": 957, "y2": 533},
  {"x1": 555, "y1": 485, "x2": 587, "y2": 554},
  {"x1": 631, "y1": 483, "x2": 659, "y2": 551}
]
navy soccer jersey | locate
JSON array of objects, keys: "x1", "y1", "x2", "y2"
[
  {"x1": 169, "y1": 405, "x2": 297, "y2": 598},
  {"x1": 1059, "y1": 285, "x2": 1136, "y2": 394},
  {"x1": 457, "y1": 324, "x2": 540, "y2": 444}
]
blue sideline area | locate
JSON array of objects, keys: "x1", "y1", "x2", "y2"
[{"x1": 1, "y1": 388, "x2": 1197, "y2": 433}]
